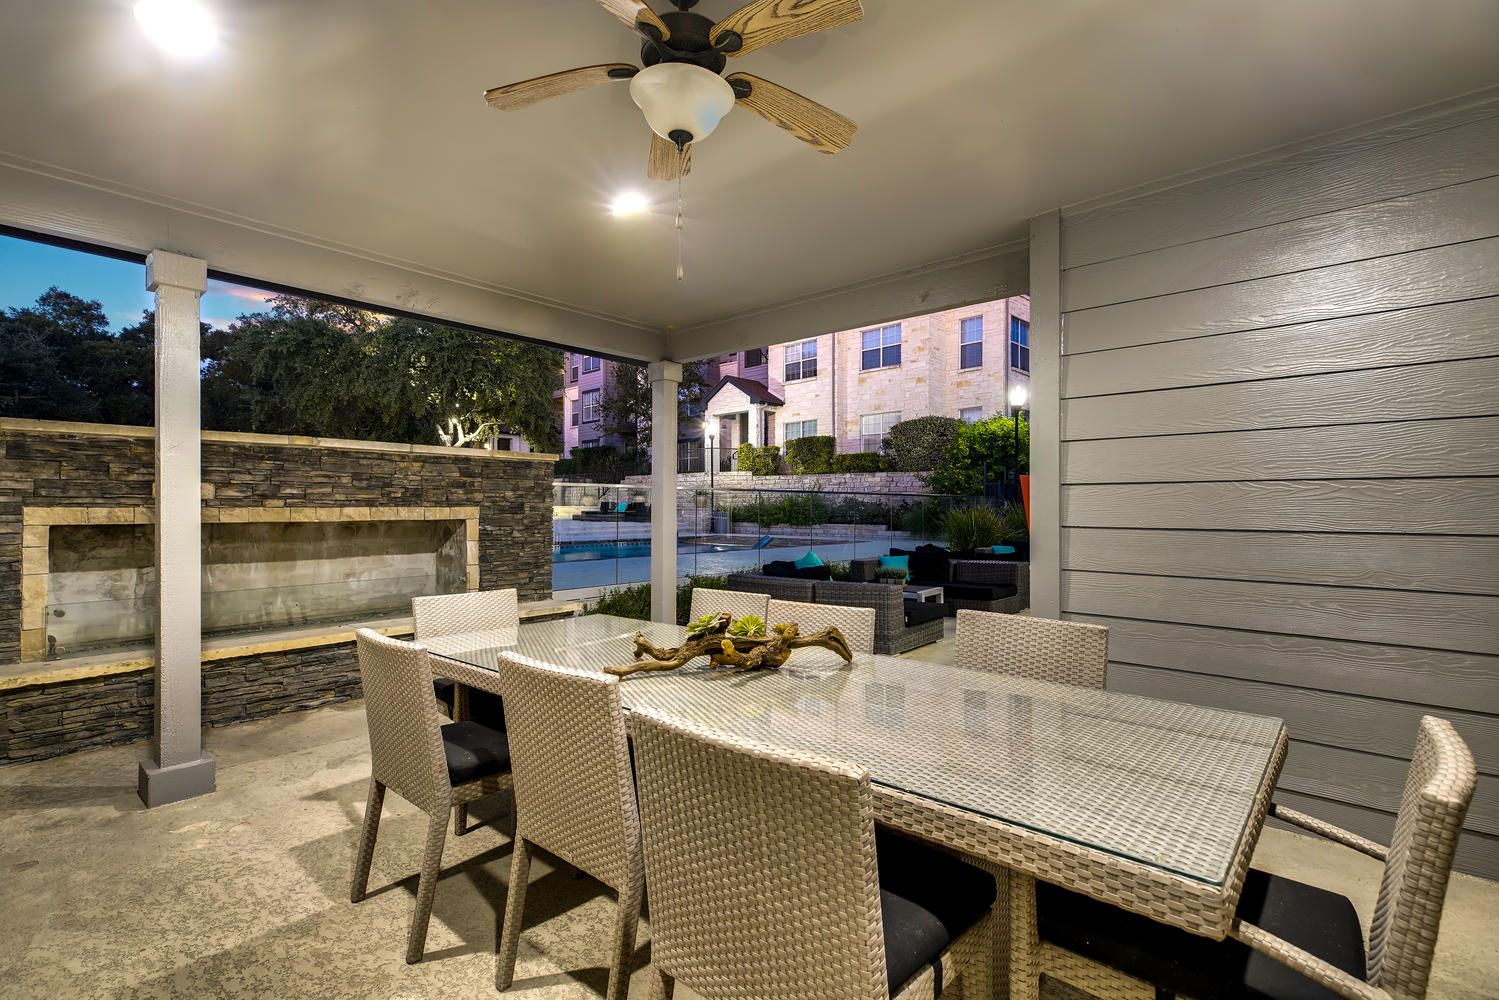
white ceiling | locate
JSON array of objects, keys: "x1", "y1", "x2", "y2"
[{"x1": 1, "y1": 0, "x2": 1497, "y2": 359}]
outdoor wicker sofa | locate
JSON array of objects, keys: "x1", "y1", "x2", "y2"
[
  {"x1": 851, "y1": 552, "x2": 1030, "y2": 616},
  {"x1": 724, "y1": 573, "x2": 945, "y2": 655}
]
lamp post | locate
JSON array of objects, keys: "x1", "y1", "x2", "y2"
[
  {"x1": 1008, "y1": 384, "x2": 1029, "y2": 502},
  {"x1": 703, "y1": 421, "x2": 718, "y2": 535}
]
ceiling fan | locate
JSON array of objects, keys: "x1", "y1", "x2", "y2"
[{"x1": 484, "y1": 0, "x2": 862, "y2": 181}]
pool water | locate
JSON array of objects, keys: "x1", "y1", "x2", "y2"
[{"x1": 553, "y1": 540, "x2": 738, "y2": 563}]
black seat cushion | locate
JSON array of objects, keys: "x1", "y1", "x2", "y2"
[
  {"x1": 904, "y1": 602, "x2": 948, "y2": 628},
  {"x1": 762, "y1": 560, "x2": 832, "y2": 580},
  {"x1": 877, "y1": 829, "x2": 996, "y2": 994},
  {"x1": 1037, "y1": 868, "x2": 1366, "y2": 1000},
  {"x1": 942, "y1": 582, "x2": 1018, "y2": 603},
  {"x1": 441, "y1": 720, "x2": 511, "y2": 786}
]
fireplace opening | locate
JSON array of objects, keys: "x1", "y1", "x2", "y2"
[{"x1": 43, "y1": 518, "x2": 469, "y2": 657}]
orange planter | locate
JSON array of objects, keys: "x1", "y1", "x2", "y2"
[{"x1": 1020, "y1": 474, "x2": 1031, "y2": 529}]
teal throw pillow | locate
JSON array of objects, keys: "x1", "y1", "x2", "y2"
[
  {"x1": 991, "y1": 545, "x2": 1016, "y2": 554},
  {"x1": 616, "y1": 502, "x2": 629, "y2": 513},
  {"x1": 794, "y1": 550, "x2": 824, "y2": 569},
  {"x1": 878, "y1": 554, "x2": 909, "y2": 579}
]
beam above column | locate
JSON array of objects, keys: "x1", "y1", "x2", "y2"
[
  {"x1": 648, "y1": 361, "x2": 683, "y2": 624},
  {"x1": 138, "y1": 249, "x2": 215, "y2": 808}
]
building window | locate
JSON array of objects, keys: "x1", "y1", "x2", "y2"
[
  {"x1": 581, "y1": 355, "x2": 601, "y2": 374},
  {"x1": 861, "y1": 324, "x2": 901, "y2": 370},
  {"x1": 744, "y1": 348, "x2": 766, "y2": 368},
  {"x1": 960, "y1": 407, "x2": 982, "y2": 423},
  {"x1": 570, "y1": 400, "x2": 579, "y2": 426},
  {"x1": 784, "y1": 340, "x2": 818, "y2": 381},
  {"x1": 581, "y1": 438, "x2": 599, "y2": 449},
  {"x1": 1010, "y1": 317, "x2": 1030, "y2": 373},
  {"x1": 784, "y1": 419, "x2": 818, "y2": 442},
  {"x1": 569, "y1": 359, "x2": 579, "y2": 382},
  {"x1": 581, "y1": 389, "x2": 601, "y2": 423},
  {"x1": 860, "y1": 411, "x2": 900, "y2": 452},
  {"x1": 960, "y1": 317, "x2": 983, "y2": 369}
]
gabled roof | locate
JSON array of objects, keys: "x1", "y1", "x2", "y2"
[{"x1": 703, "y1": 376, "x2": 784, "y2": 409}]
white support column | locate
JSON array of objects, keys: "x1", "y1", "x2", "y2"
[
  {"x1": 648, "y1": 361, "x2": 683, "y2": 624},
  {"x1": 748, "y1": 404, "x2": 764, "y2": 447},
  {"x1": 138, "y1": 250, "x2": 215, "y2": 808}
]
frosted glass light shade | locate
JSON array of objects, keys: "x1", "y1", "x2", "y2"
[{"x1": 630, "y1": 63, "x2": 735, "y2": 145}]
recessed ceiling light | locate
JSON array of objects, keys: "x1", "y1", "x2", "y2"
[
  {"x1": 135, "y1": 0, "x2": 218, "y2": 58},
  {"x1": 610, "y1": 192, "x2": 649, "y2": 217}
]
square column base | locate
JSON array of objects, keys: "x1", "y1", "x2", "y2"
[{"x1": 138, "y1": 754, "x2": 217, "y2": 808}]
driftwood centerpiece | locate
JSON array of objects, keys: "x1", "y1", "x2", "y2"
[{"x1": 604, "y1": 612, "x2": 854, "y2": 677}]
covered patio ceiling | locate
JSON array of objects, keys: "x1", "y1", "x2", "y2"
[{"x1": 2, "y1": 0, "x2": 1497, "y2": 361}]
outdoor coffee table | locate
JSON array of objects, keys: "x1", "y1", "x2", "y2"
[
  {"x1": 903, "y1": 584, "x2": 944, "y2": 604},
  {"x1": 427, "y1": 614, "x2": 1287, "y2": 996}
]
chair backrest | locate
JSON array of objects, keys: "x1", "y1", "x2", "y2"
[
  {"x1": 689, "y1": 587, "x2": 769, "y2": 623},
  {"x1": 632, "y1": 709, "x2": 888, "y2": 1000},
  {"x1": 1366, "y1": 716, "x2": 1476, "y2": 998},
  {"x1": 767, "y1": 599, "x2": 876, "y2": 656},
  {"x1": 412, "y1": 588, "x2": 519, "y2": 641},
  {"x1": 494, "y1": 653, "x2": 642, "y2": 893},
  {"x1": 354, "y1": 629, "x2": 449, "y2": 812},
  {"x1": 953, "y1": 610, "x2": 1108, "y2": 689},
  {"x1": 813, "y1": 580, "x2": 905, "y2": 641}
]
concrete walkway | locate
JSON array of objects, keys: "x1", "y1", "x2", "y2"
[{"x1": 1, "y1": 641, "x2": 1494, "y2": 998}]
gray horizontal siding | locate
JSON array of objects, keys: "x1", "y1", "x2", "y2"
[
  {"x1": 1061, "y1": 529, "x2": 1499, "y2": 596},
  {"x1": 1055, "y1": 102, "x2": 1499, "y2": 877},
  {"x1": 1062, "y1": 296, "x2": 1499, "y2": 398},
  {"x1": 1061, "y1": 101, "x2": 1499, "y2": 269}
]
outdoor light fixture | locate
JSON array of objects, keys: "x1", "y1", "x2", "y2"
[
  {"x1": 134, "y1": 0, "x2": 217, "y2": 57},
  {"x1": 1009, "y1": 384, "x2": 1029, "y2": 411},
  {"x1": 629, "y1": 63, "x2": 736, "y2": 151},
  {"x1": 610, "y1": 191, "x2": 650, "y2": 217}
]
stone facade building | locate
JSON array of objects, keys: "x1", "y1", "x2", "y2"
[{"x1": 558, "y1": 296, "x2": 1030, "y2": 465}]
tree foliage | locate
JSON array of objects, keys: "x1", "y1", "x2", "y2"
[
  {"x1": 0, "y1": 287, "x2": 563, "y2": 450},
  {"x1": 0, "y1": 288, "x2": 156, "y2": 425},
  {"x1": 783, "y1": 435, "x2": 835, "y2": 474},
  {"x1": 882, "y1": 416, "x2": 963, "y2": 471},
  {"x1": 600, "y1": 360, "x2": 710, "y2": 449},
  {"x1": 920, "y1": 417, "x2": 1029, "y2": 496}
]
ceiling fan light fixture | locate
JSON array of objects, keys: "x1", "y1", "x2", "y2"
[
  {"x1": 134, "y1": 0, "x2": 217, "y2": 58},
  {"x1": 630, "y1": 62, "x2": 735, "y2": 147}
]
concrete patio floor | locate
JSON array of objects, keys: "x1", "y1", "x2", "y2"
[{"x1": 1, "y1": 644, "x2": 1494, "y2": 999}]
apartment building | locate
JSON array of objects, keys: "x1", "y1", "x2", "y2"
[{"x1": 558, "y1": 295, "x2": 1030, "y2": 462}]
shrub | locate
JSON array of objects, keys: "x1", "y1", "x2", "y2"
[
  {"x1": 553, "y1": 458, "x2": 577, "y2": 476},
  {"x1": 784, "y1": 435, "x2": 835, "y2": 474},
  {"x1": 825, "y1": 560, "x2": 853, "y2": 582},
  {"x1": 587, "y1": 573, "x2": 728, "y2": 625},
  {"x1": 941, "y1": 503, "x2": 1005, "y2": 551},
  {"x1": 921, "y1": 417, "x2": 1028, "y2": 496},
  {"x1": 882, "y1": 416, "x2": 963, "y2": 472},
  {"x1": 830, "y1": 451, "x2": 886, "y2": 473},
  {"x1": 567, "y1": 444, "x2": 642, "y2": 482},
  {"x1": 735, "y1": 442, "x2": 782, "y2": 475},
  {"x1": 997, "y1": 501, "x2": 1029, "y2": 543}
]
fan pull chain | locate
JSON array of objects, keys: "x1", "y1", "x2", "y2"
[{"x1": 675, "y1": 154, "x2": 685, "y2": 281}]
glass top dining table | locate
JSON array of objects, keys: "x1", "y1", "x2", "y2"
[{"x1": 426, "y1": 614, "x2": 1285, "y2": 889}]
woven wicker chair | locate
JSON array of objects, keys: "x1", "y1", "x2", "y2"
[
  {"x1": 414, "y1": 588, "x2": 519, "y2": 834},
  {"x1": 413, "y1": 587, "x2": 519, "y2": 639},
  {"x1": 493, "y1": 652, "x2": 643, "y2": 1000},
  {"x1": 689, "y1": 587, "x2": 769, "y2": 622},
  {"x1": 766, "y1": 598, "x2": 876, "y2": 658},
  {"x1": 1013, "y1": 715, "x2": 1476, "y2": 1000},
  {"x1": 953, "y1": 611, "x2": 1109, "y2": 689},
  {"x1": 349, "y1": 629, "x2": 513, "y2": 964},
  {"x1": 632, "y1": 708, "x2": 999, "y2": 1000}
]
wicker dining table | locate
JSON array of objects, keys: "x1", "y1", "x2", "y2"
[{"x1": 426, "y1": 613, "x2": 1288, "y2": 999}]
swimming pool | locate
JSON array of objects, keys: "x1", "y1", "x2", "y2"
[{"x1": 553, "y1": 540, "x2": 738, "y2": 563}]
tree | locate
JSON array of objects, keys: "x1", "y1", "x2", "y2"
[
  {"x1": 920, "y1": 417, "x2": 1029, "y2": 496},
  {"x1": 882, "y1": 416, "x2": 963, "y2": 471},
  {"x1": 600, "y1": 360, "x2": 710, "y2": 449},
  {"x1": 0, "y1": 288, "x2": 155, "y2": 424}
]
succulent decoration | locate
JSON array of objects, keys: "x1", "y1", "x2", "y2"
[
  {"x1": 726, "y1": 614, "x2": 767, "y2": 638},
  {"x1": 686, "y1": 613, "x2": 724, "y2": 639}
]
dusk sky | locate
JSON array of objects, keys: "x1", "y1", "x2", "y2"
[{"x1": 0, "y1": 233, "x2": 275, "y2": 331}]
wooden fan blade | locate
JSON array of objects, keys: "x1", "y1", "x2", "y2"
[
  {"x1": 596, "y1": 0, "x2": 671, "y2": 41},
  {"x1": 648, "y1": 132, "x2": 692, "y2": 181},
  {"x1": 711, "y1": 0, "x2": 863, "y2": 56},
  {"x1": 485, "y1": 64, "x2": 637, "y2": 111},
  {"x1": 725, "y1": 73, "x2": 856, "y2": 152}
]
